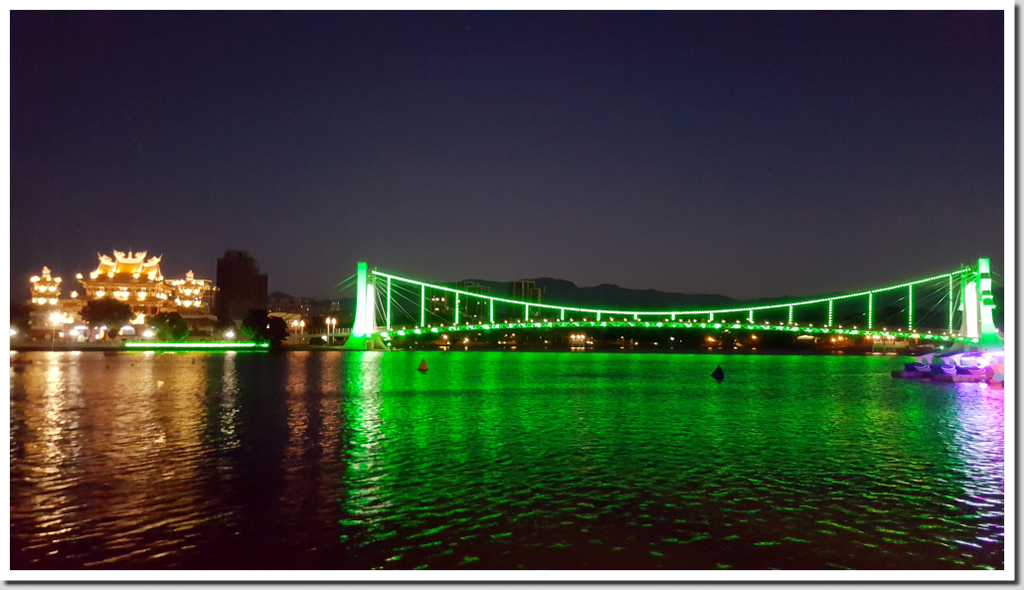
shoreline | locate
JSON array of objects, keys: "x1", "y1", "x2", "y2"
[{"x1": 9, "y1": 342, "x2": 914, "y2": 356}]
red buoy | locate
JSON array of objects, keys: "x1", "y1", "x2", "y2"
[{"x1": 418, "y1": 359, "x2": 428, "y2": 373}]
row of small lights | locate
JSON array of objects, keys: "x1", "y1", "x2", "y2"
[
  {"x1": 11, "y1": 311, "x2": 239, "y2": 341},
  {"x1": 383, "y1": 318, "x2": 949, "y2": 334},
  {"x1": 291, "y1": 318, "x2": 340, "y2": 329},
  {"x1": 386, "y1": 316, "x2": 950, "y2": 330},
  {"x1": 380, "y1": 321, "x2": 975, "y2": 343},
  {"x1": 14, "y1": 328, "x2": 240, "y2": 340},
  {"x1": 32, "y1": 271, "x2": 210, "y2": 303}
]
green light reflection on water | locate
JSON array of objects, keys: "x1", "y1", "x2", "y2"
[
  {"x1": 9, "y1": 350, "x2": 1002, "y2": 570},
  {"x1": 328, "y1": 351, "x2": 1003, "y2": 570}
]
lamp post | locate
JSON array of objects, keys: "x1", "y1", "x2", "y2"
[
  {"x1": 48, "y1": 311, "x2": 64, "y2": 348},
  {"x1": 290, "y1": 319, "x2": 306, "y2": 343}
]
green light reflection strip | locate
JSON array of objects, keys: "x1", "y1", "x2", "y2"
[
  {"x1": 371, "y1": 266, "x2": 973, "y2": 320},
  {"x1": 125, "y1": 341, "x2": 268, "y2": 349}
]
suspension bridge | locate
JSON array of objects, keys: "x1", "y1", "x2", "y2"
[{"x1": 339, "y1": 258, "x2": 1002, "y2": 353}]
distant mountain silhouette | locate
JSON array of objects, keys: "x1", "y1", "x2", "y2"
[
  {"x1": 268, "y1": 291, "x2": 293, "y2": 300},
  {"x1": 314, "y1": 277, "x2": 821, "y2": 315},
  {"x1": 463, "y1": 277, "x2": 739, "y2": 310}
]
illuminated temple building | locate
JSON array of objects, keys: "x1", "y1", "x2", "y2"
[
  {"x1": 27, "y1": 250, "x2": 218, "y2": 338},
  {"x1": 77, "y1": 250, "x2": 215, "y2": 314}
]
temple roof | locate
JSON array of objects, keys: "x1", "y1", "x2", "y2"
[{"x1": 90, "y1": 250, "x2": 163, "y2": 281}]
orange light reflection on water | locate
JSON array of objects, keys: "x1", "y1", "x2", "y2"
[{"x1": 11, "y1": 352, "x2": 212, "y2": 566}]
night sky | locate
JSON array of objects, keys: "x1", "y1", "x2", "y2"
[{"x1": 10, "y1": 11, "x2": 1006, "y2": 302}]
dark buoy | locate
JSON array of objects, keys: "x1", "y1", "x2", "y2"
[
  {"x1": 711, "y1": 365, "x2": 724, "y2": 381},
  {"x1": 417, "y1": 358, "x2": 429, "y2": 373}
]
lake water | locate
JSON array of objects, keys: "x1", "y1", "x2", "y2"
[{"x1": 9, "y1": 350, "x2": 1004, "y2": 570}]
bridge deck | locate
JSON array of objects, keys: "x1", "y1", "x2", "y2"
[{"x1": 378, "y1": 319, "x2": 974, "y2": 343}]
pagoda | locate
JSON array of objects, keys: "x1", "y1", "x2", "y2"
[{"x1": 29, "y1": 266, "x2": 62, "y2": 306}]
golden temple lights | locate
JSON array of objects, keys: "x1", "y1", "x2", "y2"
[
  {"x1": 30, "y1": 267, "x2": 62, "y2": 305},
  {"x1": 28, "y1": 251, "x2": 217, "y2": 333}
]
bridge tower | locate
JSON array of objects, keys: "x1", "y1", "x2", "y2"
[
  {"x1": 956, "y1": 257, "x2": 1002, "y2": 352},
  {"x1": 344, "y1": 262, "x2": 386, "y2": 350}
]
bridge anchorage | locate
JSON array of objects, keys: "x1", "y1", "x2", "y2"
[{"x1": 342, "y1": 258, "x2": 1001, "y2": 353}]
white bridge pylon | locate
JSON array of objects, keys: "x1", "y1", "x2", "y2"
[
  {"x1": 342, "y1": 259, "x2": 1000, "y2": 351},
  {"x1": 342, "y1": 262, "x2": 384, "y2": 350}
]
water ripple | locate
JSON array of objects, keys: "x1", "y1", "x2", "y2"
[{"x1": 10, "y1": 351, "x2": 1003, "y2": 570}]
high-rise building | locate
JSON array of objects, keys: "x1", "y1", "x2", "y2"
[
  {"x1": 509, "y1": 280, "x2": 544, "y2": 303},
  {"x1": 215, "y1": 251, "x2": 268, "y2": 323},
  {"x1": 456, "y1": 281, "x2": 492, "y2": 321}
]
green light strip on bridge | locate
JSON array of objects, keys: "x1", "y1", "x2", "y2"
[
  {"x1": 948, "y1": 275, "x2": 954, "y2": 334},
  {"x1": 868, "y1": 293, "x2": 873, "y2": 330},
  {"x1": 908, "y1": 285, "x2": 913, "y2": 330},
  {"x1": 373, "y1": 267, "x2": 974, "y2": 320}
]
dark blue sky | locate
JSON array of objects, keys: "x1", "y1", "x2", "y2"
[{"x1": 10, "y1": 11, "x2": 1005, "y2": 301}]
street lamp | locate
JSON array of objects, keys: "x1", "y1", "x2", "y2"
[{"x1": 48, "y1": 311, "x2": 64, "y2": 344}]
